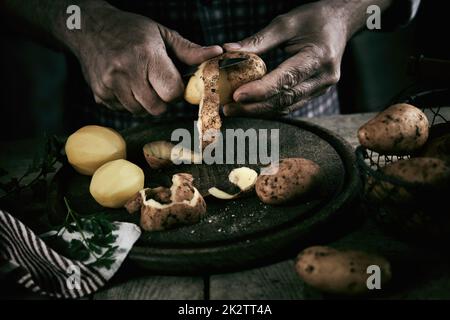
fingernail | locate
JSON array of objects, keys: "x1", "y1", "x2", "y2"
[
  {"x1": 236, "y1": 93, "x2": 248, "y2": 103},
  {"x1": 224, "y1": 42, "x2": 242, "y2": 50}
]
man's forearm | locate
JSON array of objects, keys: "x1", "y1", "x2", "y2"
[{"x1": 1, "y1": 0, "x2": 112, "y2": 51}]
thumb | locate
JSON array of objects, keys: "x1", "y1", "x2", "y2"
[
  {"x1": 223, "y1": 17, "x2": 288, "y2": 54},
  {"x1": 159, "y1": 25, "x2": 223, "y2": 65}
]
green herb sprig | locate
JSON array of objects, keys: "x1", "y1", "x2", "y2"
[{"x1": 48, "y1": 198, "x2": 119, "y2": 269}]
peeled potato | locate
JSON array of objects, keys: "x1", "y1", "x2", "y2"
[
  {"x1": 90, "y1": 159, "x2": 144, "y2": 208},
  {"x1": 65, "y1": 125, "x2": 126, "y2": 175}
]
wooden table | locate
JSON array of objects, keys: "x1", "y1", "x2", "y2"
[{"x1": 2, "y1": 112, "x2": 450, "y2": 300}]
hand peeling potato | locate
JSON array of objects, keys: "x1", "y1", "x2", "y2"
[{"x1": 185, "y1": 52, "x2": 266, "y2": 150}]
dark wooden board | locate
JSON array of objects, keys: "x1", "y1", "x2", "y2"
[{"x1": 49, "y1": 117, "x2": 359, "y2": 274}]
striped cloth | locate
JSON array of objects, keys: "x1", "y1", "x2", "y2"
[{"x1": 0, "y1": 210, "x2": 141, "y2": 299}]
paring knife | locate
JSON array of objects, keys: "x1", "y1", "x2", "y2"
[{"x1": 182, "y1": 57, "x2": 248, "y2": 78}]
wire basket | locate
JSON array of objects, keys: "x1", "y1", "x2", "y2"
[{"x1": 355, "y1": 88, "x2": 450, "y2": 242}]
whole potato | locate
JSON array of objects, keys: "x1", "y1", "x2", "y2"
[
  {"x1": 366, "y1": 157, "x2": 450, "y2": 204},
  {"x1": 296, "y1": 246, "x2": 391, "y2": 295},
  {"x1": 90, "y1": 159, "x2": 144, "y2": 208},
  {"x1": 65, "y1": 125, "x2": 126, "y2": 175},
  {"x1": 255, "y1": 158, "x2": 321, "y2": 205},
  {"x1": 418, "y1": 132, "x2": 450, "y2": 163},
  {"x1": 184, "y1": 51, "x2": 266, "y2": 105},
  {"x1": 358, "y1": 103, "x2": 429, "y2": 155}
]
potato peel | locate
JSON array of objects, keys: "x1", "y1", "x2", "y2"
[{"x1": 125, "y1": 173, "x2": 207, "y2": 231}]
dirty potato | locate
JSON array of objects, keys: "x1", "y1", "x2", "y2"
[
  {"x1": 255, "y1": 158, "x2": 321, "y2": 205},
  {"x1": 358, "y1": 103, "x2": 429, "y2": 155},
  {"x1": 366, "y1": 157, "x2": 450, "y2": 203},
  {"x1": 418, "y1": 132, "x2": 450, "y2": 163},
  {"x1": 295, "y1": 246, "x2": 391, "y2": 295}
]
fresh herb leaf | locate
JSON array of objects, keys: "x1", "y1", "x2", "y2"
[{"x1": 46, "y1": 198, "x2": 119, "y2": 269}]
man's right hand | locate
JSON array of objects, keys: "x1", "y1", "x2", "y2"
[{"x1": 68, "y1": 3, "x2": 222, "y2": 115}]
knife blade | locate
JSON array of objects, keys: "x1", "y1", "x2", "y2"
[{"x1": 182, "y1": 57, "x2": 248, "y2": 78}]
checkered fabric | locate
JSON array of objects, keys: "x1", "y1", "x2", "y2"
[{"x1": 81, "y1": 0, "x2": 419, "y2": 130}]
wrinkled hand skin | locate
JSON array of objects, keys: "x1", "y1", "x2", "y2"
[
  {"x1": 223, "y1": 0, "x2": 392, "y2": 117},
  {"x1": 66, "y1": 2, "x2": 222, "y2": 115}
]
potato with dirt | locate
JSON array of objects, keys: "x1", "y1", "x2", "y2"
[
  {"x1": 255, "y1": 158, "x2": 322, "y2": 205},
  {"x1": 295, "y1": 246, "x2": 391, "y2": 295},
  {"x1": 366, "y1": 157, "x2": 450, "y2": 204},
  {"x1": 358, "y1": 103, "x2": 429, "y2": 155},
  {"x1": 418, "y1": 132, "x2": 450, "y2": 163}
]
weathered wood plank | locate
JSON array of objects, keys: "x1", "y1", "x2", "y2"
[
  {"x1": 209, "y1": 260, "x2": 321, "y2": 300},
  {"x1": 94, "y1": 276, "x2": 204, "y2": 300}
]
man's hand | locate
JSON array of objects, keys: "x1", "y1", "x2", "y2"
[
  {"x1": 223, "y1": 0, "x2": 392, "y2": 117},
  {"x1": 69, "y1": 4, "x2": 222, "y2": 115}
]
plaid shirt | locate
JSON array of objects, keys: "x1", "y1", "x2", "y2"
[{"x1": 78, "y1": 0, "x2": 419, "y2": 130}]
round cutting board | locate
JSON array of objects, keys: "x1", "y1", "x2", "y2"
[{"x1": 49, "y1": 117, "x2": 359, "y2": 274}]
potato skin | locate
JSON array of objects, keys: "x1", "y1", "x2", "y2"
[
  {"x1": 255, "y1": 158, "x2": 321, "y2": 205},
  {"x1": 296, "y1": 246, "x2": 391, "y2": 295},
  {"x1": 140, "y1": 198, "x2": 206, "y2": 231},
  {"x1": 127, "y1": 173, "x2": 207, "y2": 231},
  {"x1": 184, "y1": 52, "x2": 266, "y2": 105},
  {"x1": 418, "y1": 133, "x2": 450, "y2": 163},
  {"x1": 358, "y1": 103, "x2": 429, "y2": 155},
  {"x1": 219, "y1": 51, "x2": 266, "y2": 104},
  {"x1": 367, "y1": 157, "x2": 450, "y2": 204}
]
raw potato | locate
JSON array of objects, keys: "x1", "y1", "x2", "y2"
[
  {"x1": 366, "y1": 157, "x2": 450, "y2": 203},
  {"x1": 65, "y1": 125, "x2": 126, "y2": 175},
  {"x1": 125, "y1": 173, "x2": 207, "y2": 231},
  {"x1": 255, "y1": 158, "x2": 321, "y2": 205},
  {"x1": 90, "y1": 159, "x2": 144, "y2": 208},
  {"x1": 185, "y1": 51, "x2": 267, "y2": 105},
  {"x1": 296, "y1": 246, "x2": 391, "y2": 295},
  {"x1": 358, "y1": 103, "x2": 429, "y2": 155},
  {"x1": 418, "y1": 132, "x2": 450, "y2": 163},
  {"x1": 208, "y1": 167, "x2": 258, "y2": 200},
  {"x1": 143, "y1": 141, "x2": 201, "y2": 169},
  {"x1": 197, "y1": 58, "x2": 221, "y2": 150},
  {"x1": 185, "y1": 52, "x2": 266, "y2": 150}
]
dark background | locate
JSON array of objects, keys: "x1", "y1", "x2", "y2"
[{"x1": 0, "y1": 1, "x2": 447, "y2": 141}]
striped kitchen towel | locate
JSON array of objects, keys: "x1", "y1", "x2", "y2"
[{"x1": 0, "y1": 210, "x2": 141, "y2": 299}]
